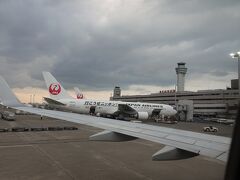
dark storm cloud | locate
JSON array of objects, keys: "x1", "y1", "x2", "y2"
[{"x1": 0, "y1": 0, "x2": 239, "y2": 90}]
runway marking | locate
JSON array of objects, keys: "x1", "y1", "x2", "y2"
[
  {"x1": 14, "y1": 132, "x2": 33, "y2": 141},
  {"x1": 200, "y1": 156, "x2": 225, "y2": 165},
  {"x1": 88, "y1": 149, "x2": 153, "y2": 180},
  {"x1": 0, "y1": 139, "x2": 90, "y2": 147},
  {"x1": 71, "y1": 143, "x2": 152, "y2": 179},
  {"x1": 33, "y1": 145, "x2": 77, "y2": 180},
  {"x1": 0, "y1": 144, "x2": 32, "y2": 148}
]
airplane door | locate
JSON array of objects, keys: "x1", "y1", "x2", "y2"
[
  {"x1": 89, "y1": 106, "x2": 96, "y2": 115},
  {"x1": 69, "y1": 101, "x2": 76, "y2": 107},
  {"x1": 152, "y1": 109, "x2": 162, "y2": 116}
]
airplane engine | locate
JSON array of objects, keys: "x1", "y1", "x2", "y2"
[{"x1": 137, "y1": 112, "x2": 149, "y2": 120}]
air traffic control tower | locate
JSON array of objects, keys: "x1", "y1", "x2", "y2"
[
  {"x1": 113, "y1": 86, "x2": 121, "y2": 97},
  {"x1": 175, "y1": 62, "x2": 187, "y2": 92}
]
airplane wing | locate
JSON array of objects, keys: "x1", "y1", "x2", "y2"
[
  {"x1": 117, "y1": 104, "x2": 137, "y2": 115},
  {"x1": 0, "y1": 76, "x2": 231, "y2": 162}
]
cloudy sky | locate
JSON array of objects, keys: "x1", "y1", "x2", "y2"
[{"x1": 0, "y1": 0, "x2": 239, "y2": 103}]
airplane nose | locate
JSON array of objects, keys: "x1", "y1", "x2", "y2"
[{"x1": 172, "y1": 109, "x2": 177, "y2": 115}]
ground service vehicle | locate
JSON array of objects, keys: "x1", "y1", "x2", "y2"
[
  {"x1": 203, "y1": 126, "x2": 218, "y2": 132},
  {"x1": 2, "y1": 111, "x2": 15, "y2": 121}
]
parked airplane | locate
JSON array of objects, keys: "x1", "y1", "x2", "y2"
[
  {"x1": 0, "y1": 75, "x2": 230, "y2": 162},
  {"x1": 42, "y1": 72, "x2": 177, "y2": 120},
  {"x1": 74, "y1": 87, "x2": 84, "y2": 99}
]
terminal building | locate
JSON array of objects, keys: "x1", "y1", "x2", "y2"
[{"x1": 111, "y1": 63, "x2": 240, "y2": 119}]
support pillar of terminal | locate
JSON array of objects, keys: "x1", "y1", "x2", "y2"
[{"x1": 177, "y1": 100, "x2": 193, "y2": 121}]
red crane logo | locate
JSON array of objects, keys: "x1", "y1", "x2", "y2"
[
  {"x1": 49, "y1": 83, "x2": 61, "y2": 95},
  {"x1": 77, "y1": 94, "x2": 83, "y2": 99}
]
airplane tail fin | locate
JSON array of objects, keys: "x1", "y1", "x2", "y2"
[
  {"x1": 74, "y1": 87, "x2": 84, "y2": 99},
  {"x1": 0, "y1": 76, "x2": 22, "y2": 107},
  {"x1": 42, "y1": 72, "x2": 74, "y2": 100}
]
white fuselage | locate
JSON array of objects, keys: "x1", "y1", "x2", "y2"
[
  {"x1": 55, "y1": 98, "x2": 177, "y2": 117},
  {"x1": 42, "y1": 71, "x2": 176, "y2": 119}
]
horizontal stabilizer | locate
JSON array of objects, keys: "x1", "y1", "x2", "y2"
[
  {"x1": 89, "y1": 130, "x2": 137, "y2": 142},
  {"x1": 43, "y1": 97, "x2": 66, "y2": 105},
  {"x1": 152, "y1": 146, "x2": 198, "y2": 161}
]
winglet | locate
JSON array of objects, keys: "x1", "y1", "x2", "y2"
[{"x1": 0, "y1": 76, "x2": 22, "y2": 107}]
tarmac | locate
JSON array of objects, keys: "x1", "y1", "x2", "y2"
[{"x1": 0, "y1": 112, "x2": 234, "y2": 180}]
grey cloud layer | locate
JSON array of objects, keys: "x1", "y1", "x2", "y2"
[{"x1": 0, "y1": 0, "x2": 239, "y2": 90}]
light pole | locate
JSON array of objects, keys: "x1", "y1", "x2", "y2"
[
  {"x1": 30, "y1": 95, "x2": 32, "y2": 104},
  {"x1": 174, "y1": 84, "x2": 177, "y2": 107},
  {"x1": 230, "y1": 51, "x2": 240, "y2": 95},
  {"x1": 33, "y1": 94, "x2": 35, "y2": 104}
]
